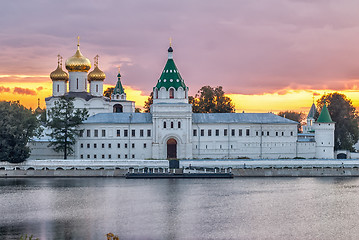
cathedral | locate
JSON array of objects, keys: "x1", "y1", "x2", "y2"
[{"x1": 30, "y1": 40, "x2": 335, "y2": 160}]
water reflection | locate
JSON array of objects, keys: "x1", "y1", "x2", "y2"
[{"x1": 1, "y1": 177, "x2": 359, "y2": 239}]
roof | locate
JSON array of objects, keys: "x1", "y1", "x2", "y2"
[
  {"x1": 192, "y1": 113, "x2": 298, "y2": 124},
  {"x1": 84, "y1": 113, "x2": 152, "y2": 124},
  {"x1": 155, "y1": 47, "x2": 186, "y2": 90},
  {"x1": 307, "y1": 103, "x2": 317, "y2": 119},
  {"x1": 45, "y1": 92, "x2": 109, "y2": 102},
  {"x1": 317, "y1": 104, "x2": 333, "y2": 123},
  {"x1": 113, "y1": 74, "x2": 125, "y2": 95}
]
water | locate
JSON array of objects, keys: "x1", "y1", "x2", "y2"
[{"x1": 1, "y1": 177, "x2": 359, "y2": 240}]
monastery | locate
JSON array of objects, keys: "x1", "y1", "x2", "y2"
[{"x1": 30, "y1": 40, "x2": 335, "y2": 160}]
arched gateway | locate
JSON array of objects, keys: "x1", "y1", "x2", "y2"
[{"x1": 167, "y1": 138, "x2": 177, "y2": 159}]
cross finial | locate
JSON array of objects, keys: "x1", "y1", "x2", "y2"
[
  {"x1": 169, "y1": 37, "x2": 172, "y2": 47},
  {"x1": 57, "y1": 54, "x2": 63, "y2": 68},
  {"x1": 118, "y1": 65, "x2": 121, "y2": 73},
  {"x1": 94, "y1": 55, "x2": 99, "y2": 67},
  {"x1": 77, "y1": 36, "x2": 80, "y2": 47}
]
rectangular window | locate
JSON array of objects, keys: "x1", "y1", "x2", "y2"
[
  {"x1": 239, "y1": 129, "x2": 242, "y2": 136},
  {"x1": 124, "y1": 129, "x2": 128, "y2": 137},
  {"x1": 79, "y1": 130, "x2": 84, "y2": 137},
  {"x1": 132, "y1": 143, "x2": 135, "y2": 148},
  {"x1": 178, "y1": 122, "x2": 181, "y2": 128},
  {"x1": 86, "y1": 130, "x2": 91, "y2": 137},
  {"x1": 117, "y1": 130, "x2": 120, "y2": 137},
  {"x1": 208, "y1": 129, "x2": 212, "y2": 136},
  {"x1": 80, "y1": 143, "x2": 83, "y2": 148},
  {"x1": 193, "y1": 129, "x2": 197, "y2": 136},
  {"x1": 94, "y1": 129, "x2": 98, "y2": 137},
  {"x1": 87, "y1": 154, "x2": 90, "y2": 159},
  {"x1": 125, "y1": 143, "x2": 128, "y2": 148},
  {"x1": 80, "y1": 154, "x2": 83, "y2": 159},
  {"x1": 102, "y1": 130, "x2": 106, "y2": 137},
  {"x1": 132, "y1": 129, "x2": 135, "y2": 137},
  {"x1": 231, "y1": 129, "x2": 235, "y2": 136},
  {"x1": 291, "y1": 131, "x2": 293, "y2": 136},
  {"x1": 201, "y1": 129, "x2": 204, "y2": 136},
  {"x1": 144, "y1": 143, "x2": 147, "y2": 148},
  {"x1": 224, "y1": 129, "x2": 228, "y2": 136},
  {"x1": 94, "y1": 143, "x2": 97, "y2": 148},
  {"x1": 102, "y1": 154, "x2": 105, "y2": 159},
  {"x1": 246, "y1": 129, "x2": 250, "y2": 136},
  {"x1": 125, "y1": 154, "x2": 128, "y2": 159},
  {"x1": 140, "y1": 129, "x2": 144, "y2": 137},
  {"x1": 108, "y1": 154, "x2": 111, "y2": 159},
  {"x1": 171, "y1": 122, "x2": 174, "y2": 128},
  {"x1": 117, "y1": 143, "x2": 120, "y2": 148},
  {"x1": 267, "y1": 131, "x2": 269, "y2": 136},
  {"x1": 163, "y1": 122, "x2": 167, "y2": 128},
  {"x1": 102, "y1": 143, "x2": 105, "y2": 148},
  {"x1": 108, "y1": 143, "x2": 111, "y2": 148},
  {"x1": 262, "y1": 131, "x2": 264, "y2": 136},
  {"x1": 256, "y1": 131, "x2": 259, "y2": 136},
  {"x1": 94, "y1": 154, "x2": 97, "y2": 159},
  {"x1": 132, "y1": 154, "x2": 135, "y2": 159},
  {"x1": 216, "y1": 129, "x2": 219, "y2": 136},
  {"x1": 147, "y1": 129, "x2": 151, "y2": 137},
  {"x1": 276, "y1": 132, "x2": 278, "y2": 136},
  {"x1": 282, "y1": 132, "x2": 284, "y2": 136},
  {"x1": 87, "y1": 143, "x2": 90, "y2": 148},
  {"x1": 118, "y1": 154, "x2": 121, "y2": 158}
]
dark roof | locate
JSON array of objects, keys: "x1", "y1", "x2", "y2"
[
  {"x1": 192, "y1": 113, "x2": 298, "y2": 124},
  {"x1": 85, "y1": 113, "x2": 153, "y2": 124},
  {"x1": 307, "y1": 103, "x2": 317, "y2": 118},
  {"x1": 45, "y1": 92, "x2": 109, "y2": 102}
]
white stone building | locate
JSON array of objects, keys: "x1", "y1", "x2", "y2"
[{"x1": 30, "y1": 41, "x2": 335, "y2": 160}]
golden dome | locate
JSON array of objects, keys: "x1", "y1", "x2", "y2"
[
  {"x1": 65, "y1": 38, "x2": 91, "y2": 72},
  {"x1": 88, "y1": 55, "x2": 106, "y2": 81},
  {"x1": 50, "y1": 55, "x2": 69, "y2": 81}
]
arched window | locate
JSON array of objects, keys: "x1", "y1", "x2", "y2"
[
  {"x1": 178, "y1": 121, "x2": 181, "y2": 128},
  {"x1": 57, "y1": 85, "x2": 59, "y2": 92},
  {"x1": 113, "y1": 104, "x2": 123, "y2": 113},
  {"x1": 96, "y1": 85, "x2": 98, "y2": 92},
  {"x1": 171, "y1": 121, "x2": 174, "y2": 128},
  {"x1": 163, "y1": 121, "x2": 167, "y2": 128},
  {"x1": 169, "y1": 88, "x2": 174, "y2": 99},
  {"x1": 76, "y1": 78, "x2": 79, "y2": 89},
  {"x1": 155, "y1": 88, "x2": 158, "y2": 99}
]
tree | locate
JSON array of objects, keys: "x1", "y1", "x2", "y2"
[
  {"x1": 278, "y1": 111, "x2": 305, "y2": 133},
  {"x1": 135, "y1": 108, "x2": 141, "y2": 113},
  {"x1": 144, "y1": 92, "x2": 153, "y2": 113},
  {"x1": 103, "y1": 87, "x2": 114, "y2": 98},
  {"x1": 191, "y1": 86, "x2": 235, "y2": 113},
  {"x1": 47, "y1": 97, "x2": 89, "y2": 159},
  {"x1": 317, "y1": 93, "x2": 359, "y2": 151},
  {"x1": 0, "y1": 101, "x2": 40, "y2": 163}
]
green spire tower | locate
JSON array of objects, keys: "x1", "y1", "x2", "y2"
[{"x1": 112, "y1": 67, "x2": 126, "y2": 100}]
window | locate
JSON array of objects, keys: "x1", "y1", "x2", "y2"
[
  {"x1": 117, "y1": 143, "x2": 120, "y2": 148},
  {"x1": 117, "y1": 130, "x2": 121, "y2": 137},
  {"x1": 108, "y1": 154, "x2": 111, "y2": 159},
  {"x1": 140, "y1": 129, "x2": 144, "y2": 137},
  {"x1": 262, "y1": 131, "x2": 264, "y2": 136},
  {"x1": 57, "y1": 85, "x2": 59, "y2": 92},
  {"x1": 291, "y1": 131, "x2": 293, "y2": 136},
  {"x1": 132, "y1": 143, "x2": 135, "y2": 148},
  {"x1": 147, "y1": 129, "x2": 151, "y2": 137},
  {"x1": 155, "y1": 88, "x2": 158, "y2": 99},
  {"x1": 87, "y1": 154, "x2": 90, "y2": 159},
  {"x1": 193, "y1": 129, "x2": 197, "y2": 136},
  {"x1": 80, "y1": 154, "x2": 83, "y2": 159},
  {"x1": 94, "y1": 129, "x2": 98, "y2": 137},
  {"x1": 80, "y1": 143, "x2": 83, "y2": 148},
  {"x1": 164, "y1": 122, "x2": 167, "y2": 128},
  {"x1": 102, "y1": 154, "x2": 105, "y2": 159},
  {"x1": 132, "y1": 154, "x2": 135, "y2": 159},
  {"x1": 267, "y1": 131, "x2": 269, "y2": 136},
  {"x1": 178, "y1": 122, "x2": 181, "y2": 128},
  {"x1": 124, "y1": 129, "x2": 128, "y2": 137},
  {"x1": 102, "y1": 143, "x2": 105, "y2": 148},
  {"x1": 282, "y1": 132, "x2": 284, "y2": 136},
  {"x1": 125, "y1": 143, "x2": 128, "y2": 148},
  {"x1": 216, "y1": 129, "x2": 219, "y2": 136},
  {"x1": 125, "y1": 154, "x2": 128, "y2": 159},
  {"x1": 80, "y1": 130, "x2": 84, "y2": 137},
  {"x1": 118, "y1": 154, "x2": 121, "y2": 158},
  {"x1": 96, "y1": 85, "x2": 98, "y2": 92},
  {"x1": 231, "y1": 129, "x2": 235, "y2": 136},
  {"x1": 94, "y1": 143, "x2": 97, "y2": 148},
  {"x1": 201, "y1": 129, "x2": 204, "y2": 136},
  {"x1": 108, "y1": 143, "x2": 112, "y2": 148},
  {"x1": 171, "y1": 122, "x2": 174, "y2": 128},
  {"x1": 102, "y1": 130, "x2": 106, "y2": 137},
  {"x1": 87, "y1": 143, "x2": 90, "y2": 148},
  {"x1": 246, "y1": 129, "x2": 250, "y2": 136},
  {"x1": 224, "y1": 129, "x2": 228, "y2": 136},
  {"x1": 94, "y1": 154, "x2": 97, "y2": 159},
  {"x1": 208, "y1": 129, "x2": 212, "y2": 136},
  {"x1": 256, "y1": 131, "x2": 259, "y2": 136},
  {"x1": 239, "y1": 129, "x2": 242, "y2": 136},
  {"x1": 276, "y1": 132, "x2": 278, "y2": 136},
  {"x1": 87, "y1": 130, "x2": 91, "y2": 137},
  {"x1": 77, "y1": 78, "x2": 79, "y2": 89},
  {"x1": 169, "y1": 88, "x2": 174, "y2": 98},
  {"x1": 132, "y1": 129, "x2": 135, "y2": 137},
  {"x1": 144, "y1": 143, "x2": 147, "y2": 148}
]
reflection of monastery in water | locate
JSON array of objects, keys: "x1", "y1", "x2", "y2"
[{"x1": 30, "y1": 40, "x2": 335, "y2": 160}]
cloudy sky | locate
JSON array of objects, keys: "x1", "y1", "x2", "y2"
[{"x1": 2, "y1": 0, "x2": 359, "y2": 112}]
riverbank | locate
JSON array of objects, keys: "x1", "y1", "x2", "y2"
[{"x1": 1, "y1": 159, "x2": 359, "y2": 177}]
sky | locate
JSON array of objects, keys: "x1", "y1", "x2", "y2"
[{"x1": 2, "y1": 0, "x2": 359, "y2": 113}]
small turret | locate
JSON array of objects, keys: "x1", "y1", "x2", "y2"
[{"x1": 111, "y1": 67, "x2": 126, "y2": 100}]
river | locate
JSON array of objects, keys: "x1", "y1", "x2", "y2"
[{"x1": 1, "y1": 177, "x2": 359, "y2": 239}]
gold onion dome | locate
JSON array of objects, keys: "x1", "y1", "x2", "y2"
[
  {"x1": 65, "y1": 37, "x2": 91, "y2": 72},
  {"x1": 88, "y1": 55, "x2": 106, "y2": 81},
  {"x1": 50, "y1": 55, "x2": 69, "y2": 81}
]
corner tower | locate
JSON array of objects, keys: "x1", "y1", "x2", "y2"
[
  {"x1": 151, "y1": 43, "x2": 192, "y2": 159},
  {"x1": 315, "y1": 104, "x2": 335, "y2": 159}
]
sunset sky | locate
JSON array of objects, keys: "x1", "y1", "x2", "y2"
[{"x1": 2, "y1": 0, "x2": 359, "y2": 113}]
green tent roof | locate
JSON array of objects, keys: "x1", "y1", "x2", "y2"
[
  {"x1": 155, "y1": 47, "x2": 186, "y2": 90},
  {"x1": 113, "y1": 73, "x2": 124, "y2": 95},
  {"x1": 317, "y1": 104, "x2": 333, "y2": 123}
]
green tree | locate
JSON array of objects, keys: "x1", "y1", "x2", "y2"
[
  {"x1": 191, "y1": 86, "x2": 235, "y2": 113},
  {"x1": 278, "y1": 111, "x2": 305, "y2": 132},
  {"x1": 103, "y1": 87, "x2": 114, "y2": 98},
  {"x1": 0, "y1": 101, "x2": 40, "y2": 163},
  {"x1": 135, "y1": 108, "x2": 141, "y2": 113},
  {"x1": 144, "y1": 92, "x2": 153, "y2": 113},
  {"x1": 317, "y1": 93, "x2": 359, "y2": 151},
  {"x1": 47, "y1": 97, "x2": 88, "y2": 159}
]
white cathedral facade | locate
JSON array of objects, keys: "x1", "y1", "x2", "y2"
[{"x1": 30, "y1": 41, "x2": 336, "y2": 160}]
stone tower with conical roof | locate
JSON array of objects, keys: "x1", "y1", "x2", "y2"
[
  {"x1": 315, "y1": 104, "x2": 335, "y2": 158},
  {"x1": 151, "y1": 44, "x2": 193, "y2": 159},
  {"x1": 303, "y1": 103, "x2": 317, "y2": 133}
]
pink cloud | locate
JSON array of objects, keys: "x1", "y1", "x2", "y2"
[
  {"x1": 0, "y1": 86, "x2": 10, "y2": 93},
  {"x1": 13, "y1": 87, "x2": 36, "y2": 95}
]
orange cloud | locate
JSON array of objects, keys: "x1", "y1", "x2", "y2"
[
  {"x1": 36, "y1": 86, "x2": 43, "y2": 91},
  {"x1": 0, "y1": 86, "x2": 10, "y2": 93},
  {"x1": 13, "y1": 87, "x2": 36, "y2": 95}
]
